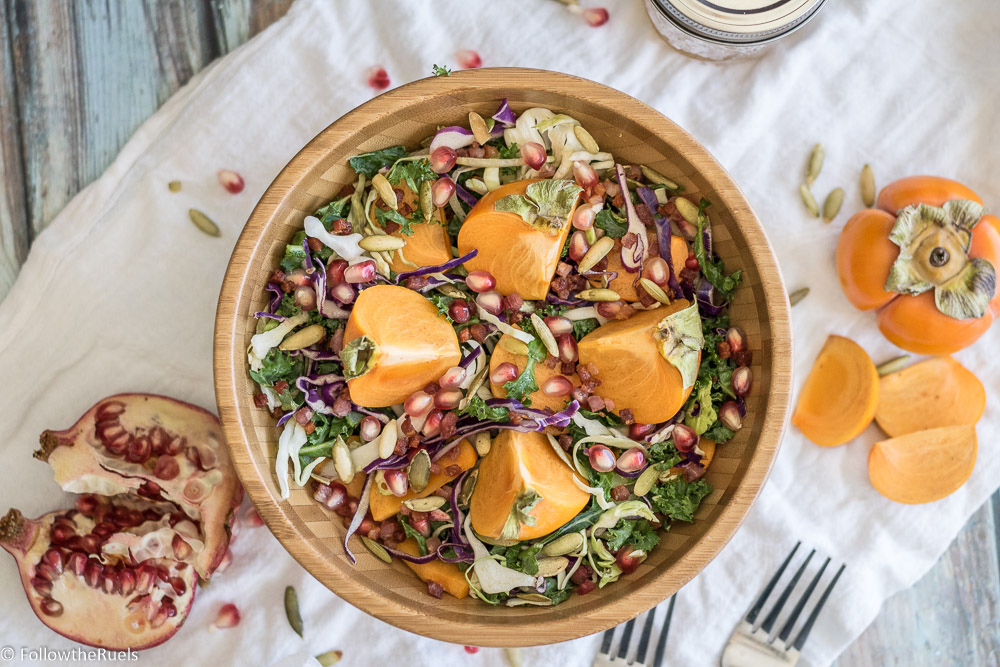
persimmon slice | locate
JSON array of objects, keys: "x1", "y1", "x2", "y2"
[
  {"x1": 369, "y1": 440, "x2": 477, "y2": 521},
  {"x1": 489, "y1": 334, "x2": 580, "y2": 413},
  {"x1": 469, "y1": 430, "x2": 589, "y2": 541},
  {"x1": 371, "y1": 182, "x2": 452, "y2": 274},
  {"x1": 792, "y1": 335, "x2": 879, "y2": 447},
  {"x1": 868, "y1": 425, "x2": 977, "y2": 504},
  {"x1": 576, "y1": 301, "x2": 697, "y2": 424},
  {"x1": 396, "y1": 538, "x2": 469, "y2": 599},
  {"x1": 343, "y1": 285, "x2": 460, "y2": 407},
  {"x1": 605, "y1": 233, "x2": 688, "y2": 302},
  {"x1": 875, "y1": 357, "x2": 985, "y2": 438}
]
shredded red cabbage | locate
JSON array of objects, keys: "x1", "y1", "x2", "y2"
[
  {"x1": 302, "y1": 237, "x2": 315, "y2": 271},
  {"x1": 454, "y1": 182, "x2": 480, "y2": 208},
  {"x1": 459, "y1": 345, "x2": 483, "y2": 369},
  {"x1": 266, "y1": 283, "x2": 284, "y2": 313},
  {"x1": 363, "y1": 455, "x2": 409, "y2": 473},
  {"x1": 298, "y1": 348, "x2": 340, "y2": 361},
  {"x1": 254, "y1": 312, "x2": 285, "y2": 321},
  {"x1": 430, "y1": 126, "x2": 475, "y2": 153},
  {"x1": 491, "y1": 98, "x2": 517, "y2": 128},
  {"x1": 395, "y1": 249, "x2": 478, "y2": 282},
  {"x1": 343, "y1": 474, "x2": 373, "y2": 564},
  {"x1": 696, "y1": 276, "x2": 727, "y2": 317}
]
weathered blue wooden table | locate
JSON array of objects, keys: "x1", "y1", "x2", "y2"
[{"x1": 0, "y1": 1, "x2": 997, "y2": 663}]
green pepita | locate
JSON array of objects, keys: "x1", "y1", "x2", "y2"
[
  {"x1": 540, "y1": 532, "x2": 585, "y2": 557},
  {"x1": 284, "y1": 585, "x2": 304, "y2": 638},
  {"x1": 498, "y1": 336, "x2": 530, "y2": 356},
  {"x1": 576, "y1": 288, "x2": 621, "y2": 302},
  {"x1": 333, "y1": 437, "x2": 355, "y2": 484},
  {"x1": 535, "y1": 556, "x2": 570, "y2": 577},
  {"x1": 877, "y1": 354, "x2": 911, "y2": 376},
  {"x1": 188, "y1": 208, "x2": 220, "y2": 237},
  {"x1": 788, "y1": 287, "x2": 810, "y2": 306},
  {"x1": 359, "y1": 235, "x2": 405, "y2": 252},
  {"x1": 168, "y1": 180, "x2": 182, "y2": 193},
  {"x1": 361, "y1": 536, "x2": 392, "y2": 563},
  {"x1": 806, "y1": 143, "x2": 824, "y2": 186},
  {"x1": 407, "y1": 449, "x2": 432, "y2": 493},
  {"x1": 578, "y1": 235, "x2": 614, "y2": 273},
  {"x1": 860, "y1": 164, "x2": 876, "y2": 207},
  {"x1": 573, "y1": 125, "x2": 600, "y2": 154},
  {"x1": 530, "y1": 313, "x2": 559, "y2": 358},
  {"x1": 459, "y1": 468, "x2": 479, "y2": 506},
  {"x1": 278, "y1": 324, "x2": 326, "y2": 351},
  {"x1": 799, "y1": 185, "x2": 820, "y2": 218},
  {"x1": 315, "y1": 650, "x2": 343, "y2": 666},
  {"x1": 823, "y1": 187, "x2": 845, "y2": 223},
  {"x1": 639, "y1": 165, "x2": 680, "y2": 191},
  {"x1": 673, "y1": 197, "x2": 699, "y2": 225},
  {"x1": 473, "y1": 432, "x2": 492, "y2": 457},
  {"x1": 633, "y1": 465, "x2": 660, "y2": 497},
  {"x1": 504, "y1": 648, "x2": 524, "y2": 667},
  {"x1": 420, "y1": 180, "x2": 433, "y2": 221},
  {"x1": 516, "y1": 593, "x2": 553, "y2": 604},
  {"x1": 639, "y1": 278, "x2": 671, "y2": 305},
  {"x1": 403, "y1": 495, "x2": 446, "y2": 512},
  {"x1": 371, "y1": 173, "x2": 398, "y2": 211},
  {"x1": 469, "y1": 111, "x2": 492, "y2": 145}
]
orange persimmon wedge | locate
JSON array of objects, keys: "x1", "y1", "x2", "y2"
[
  {"x1": 457, "y1": 179, "x2": 579, "y2": 299},
  {"x1": 876, "y1": 175, "x2": 983, "y2": 213},
  {"x1": 489, "y1": 335, "x2": 580, "y2": 413},
  {"x1": 369, "y1": 182, "x2": 452, "y2": 274},
  {"x1": 868, "y1": 425, "x2": 977, "y2": 504},
  {"x1": 874, "y1": 357, "x2": 985, "y2": 438},
  {"x1": 343, "y1": 285, "x2": 460, "y2": 407},
  {"x1": 836, "y1": 209, "x2": 899, "y2": 311},
  {"x1": 396, "y1": 538, "x2": 469, "y2": 599},
  {"x1": 469, "y1": 430, "x2": 589, "y2": 541},
  {"x1": 369, "y1": 440, "x2": 477, "y2": 521},
  {"x1": 792, "y1": 335, "x2": 879, "y2": 447},
  {"x1": 576, "y1": 301, "x2": 697, "y2": 424},
  {"x1": 606, "y1": 233, "x2": 689, "y2": 302}
]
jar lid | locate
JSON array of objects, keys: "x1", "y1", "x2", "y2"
[{"x1": 649, "y1": 0, "x2": 828, "y2": 45}]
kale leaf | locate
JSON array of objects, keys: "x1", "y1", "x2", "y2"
[
  {"x1": 387, "y1": 158, "x2": 437, "y2": 195},
  {"x1": 375, "y1": 207, "x2": 414, "y2": 236},
  {"x1": 595, "y1": 208, "x2": 628, "y2": 238},
  {"x1": 605, "y1": 519, "x2": 661, "y2": 552},
  {"x1": 503, "y1": 337, "x2": 546, "y2": 406},
  {"x1": 693, "y1": 199, "x2": 742, "y2": 297},
  {"x1": 314, "y1": 197, "x2": 351, "y2": 227},
  {"x1": 649, "y1": 478, "x2": 713, "y2": 523},
  {"x1": 249, "y1": 349, "x2": 305, "y2": 387},
  {"x1": 459, "y1": 395, "x2": 510, "y2": 423},
  {"x1": 348, "y1": 146, "x2": 409, "y2": 177}
]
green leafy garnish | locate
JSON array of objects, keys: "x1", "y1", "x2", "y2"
[
  {"x1": 387, "y1": 158, "x2": 437, "y2": 195},
  {"x1": 348, "y1": 146, "x2": 408, "y2": 177},
  {"x1": 399, "y1": 515, "x2": 428, "y2": 556},
  {"x1": 694, "y1": 199, "x2": 741, "y2": 298},
  {"x1": 594, "y1": 207, "x2": 627, "y2": 238},
  {"x1": 503, "y1": 337, "x2": 546, "y2": 405},
  {"x1": 375, "y1": 207, "x2": 414, "y2": 236},
  {"x1": 279, "y1": 243, "x2": 308, "y2": 273},
  {"x1": 500, "y1": 489, "x2": 542, "y2": 541},
  {"x1": 681, "y1": 312, "x2": 739, "y2": 443},
  {"x1": 314, "y1": 197, "x2": 351, "y2": 227},
  {"x1": 605, "y1": 519, "x2": 661, "y2": 552},
  {"x1": 683, "y1": 382, "x2": 717, "y2": 435},
  {"x1": 572, "y1": 318, "x2": 600, "y2": 340},
  {"x1": 649, "y1": 478, "x2": 713, "y2": 523},
  {"x1": 249, "y1": 349, "x2": 305, "y2": 387},
  {"x1": 298, "y1": 412, "x2": 366, "y2": 463},
  {"x1": 459, "y1": 395, "x2": 510, "y2": 422},
  {"x1": 432, "y1": 64, "x2": 452, "y2": 77},
  {"x1": 502, "y1": 543, "x2": 542, "y2": 576},
  {"x1": 647, "y1": 440, "x2": 683, "y2": 467}
]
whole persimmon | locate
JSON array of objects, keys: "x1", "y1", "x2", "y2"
[{"x1": 836, "y1": 176, "x2": 999, "y2": 354}]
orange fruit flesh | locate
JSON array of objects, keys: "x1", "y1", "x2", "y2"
[
  {"x1": 835, "y1": 209, "x2": 899, "y2": 311},
  {"x1": 369, "y1": 440, "x2": 477, "y2": 521},
  {"x1": 368, "y1": 182, "x2": 452, "y2": 274},
  {"x1": 605, "y1": 233, "x2": 689, "y2": 302},
  {"x1": 457, "y1": 180, "x2": 579, "y2": 299},
  {"x1": 469, "y1": 430, "x2": 589, "y2": 541},
  {"x1": 397, "y1": 538, "x2": 469, "y2": 599},
  {"x1": 874, "y1": 357, "x2": 985, "y2": 438},
  {"x1": 344, "y1": 284, "x2": 460, "y2": 407},
  {"x1": 488, "y1": 335, "x2": 580, "y2": 413},
  {"x1": 576, "y1": 302, "x2": 696, "y2": 424},
  {"x1": 868, "y1": 425, "x2": 977, "y2": 504}
]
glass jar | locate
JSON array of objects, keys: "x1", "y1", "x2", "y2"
[{"x1": 644, "y1": 0, "x2": 829, "y2": 61}]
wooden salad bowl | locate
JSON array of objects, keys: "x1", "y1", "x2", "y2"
[{"x1": 213, "y1": 68, "x2": 793, "y2": 646}]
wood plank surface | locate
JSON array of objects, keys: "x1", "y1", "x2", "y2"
[{"x1": 0, "y1": 0, "x2": 996, "y2": 661}]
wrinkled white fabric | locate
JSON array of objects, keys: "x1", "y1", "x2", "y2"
[{"x1": 1, "y1": 1, "x2": 998, "y2": 665}]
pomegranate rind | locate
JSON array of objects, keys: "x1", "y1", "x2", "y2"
[{"x1": 35, "y1": 394, "x2": 243, "y2": 579}]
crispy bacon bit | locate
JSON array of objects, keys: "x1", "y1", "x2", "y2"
[
  {"x1": 636, "y1": 203, "x2": 654, "y2": 227},
  {"x1": 253, "y1": 393, "x2": 269, "y2": 408},
  {"x1": 467, "y1": 143, "x2": 485, "y2": 159},
  {"x1": 303, "y1": 422, "x2": 316, "y2": 435},
  {"x1": 445, "y1": 464, "x2": 461, "y2": 477},
  {"x1": 571, "y1": 563, "x2": 593, "y2": 584},
  {"x1": 544, "y1": 355, "x2": 559, "y2": 369},
  {"x1": 503, "y1": 293, "x2": 524, "y2": 312},
  {"x1": 400, "y1": 417, "x2": 416, "y2": 436},
  {"x1": 558, "y1": 434, "x2": 573, "y2": 452},
  {"x1": 332, "y1": 398, "x2": 352, "y2": 417},
  {"x1": 394, "y1": 438, "x2": 407, "y2": 456},
  {"x1": 483, "y1": 144, "x2": 498, "y2": 158},
  {"x1": 294, "y1": 407, "x2": 313, "y2": 426},
  {"x1": 622, "y1": 232, "x2": 637, "y2": 249},
  {"x1": 440, "y1": 412, "x2": 458, "y2": 440},
  {"x1": 619, "y1": 408, "x2": 635, "y2": 425},
  {"x1": 611, "y1": 485, "x2": 630, "y2": 501},
  {"x1": 717, "y1": 341, "x2": 732, "y2": 359},
  {"x1": 637, "y1": 285, "x2": 657, "y2": 307},
  {"x1": 458, "y1": 328, "x2": 471, "y2": 342},
  {"x1": 587, "y1": 395, "x2": 606, "y2": 411},
  {"x1": 407, "y1": 435, "x2": 421, "y2": 450},
  {"x1": 614, "y1": 304, "x2": 636, "y2": 320},
  {"x1": 337, "y1": 184, "x2": 355, "y2": 198},
  {"x1": 561, "y1": 361, "x2": 576, "y2": 375},
  {"x1": 604, "y1": 397, "x2": 616, "y2": 411},
  {"x1": 683, "y1": 463, "x2": 707, "y2": 482},
  {"x1": 469, "y1": 323, "x2": 488, "y2": 342},
  {"x1": 427, "y1": 580, "x2": 444, "y2": 598},
  {"x1": 398, "y1": 202, "x2": 413, "y2": 217},
  {"x1": 270, "y1": 407, "x2": 284, "y2": 419},
  {"x1": 274, "y1": 380, "x2": 289, "y2": 395},
  {"x1": 307, "y1": 237, "x2": 323, "y2": 252},
  {"x1": 509, "y1": 412, "x2": 524, "y2": 426},
  {"x1": 612, "y1": 192, "x2": 625, "y2": 208},
  {"x1": 556, "y1": 261, "x2": 573, "y2": 277},
  {"x1": 332, "y1": 218, "x2": 353, "y2": 235},
  {"x1": 383, "y1": 221, "x2": 401, "y2": 234}
]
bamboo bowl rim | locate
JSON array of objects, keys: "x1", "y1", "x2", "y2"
[{"x1": 214, "y1": 68, "x2": 792, "y2": 646}]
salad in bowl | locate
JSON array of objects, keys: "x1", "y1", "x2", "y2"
[{"x1": 246, "y1": 100, "x2": 750, "y2": 606}]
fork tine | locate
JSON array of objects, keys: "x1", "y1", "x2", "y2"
[
  {"x1": 760, "y1": 549, "x2": 815, "y2": 633},
  {"x1": 746, "y1": 541, "x2": 800, "y2": 624},
  {"x1": 600, "y1": 625, "x2": 616, "y2": 656},
  {"x1": 633, "y1": 608, "x2": 658, "y2": 666},
  {"x1": 791, "y1": 563, "x2": 846, "y2": 651},
  {"x1": 616, "y1": 618, "x2": 637, "y2": 660},
  {"x1": 777, "y1": 556, "x2": 831, "y2": 644},
  {"x1": 652, "y1": 595, "x2": 676, "y2": 667}
]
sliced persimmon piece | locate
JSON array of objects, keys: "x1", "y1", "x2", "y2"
[
  {"x1": 396, "y1": 538, "x2": 469, "y2": 599},
  {"x1": 343, "y1": 285, "x2": 460, "y2": 407},
  {"x1": 576, "y1": 301, "x2": 697, "y2": 424},
  {"x1": 876, "y1": 176, "x2": 982, "y2": 214},
  {"x1": 877, "y1": 291, "x2": 995, "y2": 355},
  {"x1": 469, "y1": 430, "x2": 589, "y2": 541},
  {"x1": 792, "y1": 335, "x2": 879, "y2": 447},
  {"x1": 868, "y1": 425, "x2": 977, "y2": 504},
  {"x1": 489, "y1": 334, "x2": 580, "y2": 413},
  {"x1": 369, "y1": 440, "x2": 477, "y2": 521},
  {"x1": 369, "y1": 182, "x2": 452, "y2": 274},
  {"x1": 875, "y1": 357, "x2": 985, "y2": 438},
  {"x1": 836, "y1": 209, "x2": 899, "y2": 311},
  {"x1": 457, "y1": 179, "x2": 580, "y2": 299},
  {"x1": 605, "y1": 233, "x2": 688, "y2": 302}
]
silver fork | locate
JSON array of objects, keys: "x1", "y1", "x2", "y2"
[
  {"x1": 721, "y1": 542, "x2": 846, "y2": 666},
  {"x1": 593, "y1": 596, "x2": 676, "y2": 667}
]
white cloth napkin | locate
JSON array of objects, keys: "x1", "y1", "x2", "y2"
[{"x1": 1, "y1": 1, "x2": 998, "y2": 665}]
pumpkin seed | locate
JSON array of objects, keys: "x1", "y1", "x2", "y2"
[
  {"x1": 168, "y1": 180, "x2": 182, "y2": 193},
  {"x1": 188, "y1": 208, "x2": 220, "y2": 237},
  {"x1": 806, "y1": 143, "x2": 824, "y2": 186},
  {"x1": 332, "y1": 438, "x2": 355, "y2": 484},
  {"x1": 530, "y1": 313, "x2": 559, "y2": 358},
  {"x1": 361, "y1": 536, "x2": 392, "y2": 563},
  {"x1": 860, "y1": 164, "x2": 876, "y2": 207},
  {"x1": 284, "y1": 586, "x2": 304, "y2": 638},
  {"x1": 799, "y1": 184, "x2": 820, "y2": 218},
  {"x1": 407, "y1": 449, "x2": 432, "y2": 493},
  {"x1": 540, "y1": 532, "x2": 585, "y2": 557},
  {"x1": 639, "y1": 278, "x2": 671, "y2": 305},
  {"x1": 535, "y1": 556, "x2": 570, "y2": 577},
  {"x1": 371, "y1": 173, "x2": 398, "y2": 210},
  {"x1": 436, "y1": 284, "x2": 467, "y2": 299},
  {"x1": 504, "y1": 648, "x2": 524, "y2": 667},
  {"x1": 359, "y1": 235, "x2": 405, "y2": 252},
  {"x1": 316, "y1": 650, "x2": 343, "y2": 666},
  {"x1": 633, "y1": 465, "x2": 660, "y2": 497},
  {"x1": 877, "y1": 354, "x2": 911, "y2": 376},
  {"x1": 516, "y1": 593, "x2": 553, "y2": 604},
  {"x1": 403, "y1": 495, "x2": 446, "y2": 512},
  {"x1": 823, "y1": 187, "x2": 844, "y2": 223},
  {"x1": 788, "y1": 287, "x2": 810, "y2": 306},
  {"x1": 498, "y1": 336, "x2": 530, "y2": 356},
  {"x1": 374, "y1": 470, "x2": 391, "y2": 495},
  {"x1": 473, "y1": 431, "x2": 491, "y2": 457},
  {"x1": 420, "y1": 180, "x2": 433, "y2": 221},
  {"x1": 576, "y1": 288, "x2": 621, "y2": 302},
  {"x1": 376, "y1": 418, "x2": 397, "y2": 459},
  {"x1": 578, "y1": 235, "x2": 614, "y2": 273},
  {"x1": 278, "y1": 324, "x2": 326, "y2": 351},
  {"x1": 573, "y1": 125, "x2": 600, "y2": 154},
  {"x1": 469, "y1": 111, "x2": 492, "y2": 145},
  {"x1": 673, "y1": 196, "x2": 699, "y2": 225},
  {"x1": 639, "y1": 165, "x2": 680, "y2": 191},
  {"x1": 459, "y1": 468, "x2": 478, "y2": 505}
]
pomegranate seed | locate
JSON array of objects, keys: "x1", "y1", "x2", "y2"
[
  {"x1": 65, "y1": 552, "x2": 88, "y2": 576},
  {"x1": 75, "y1": 495, "x2": 99, "y2": 515},
  {"x1": 491, "y1": 362, "x2": 519, "y2": 384},
  {"x1": 40, "y1": 599, "x2": 63, "y2": 617},
  {"x1": 367, "y1": 65, "x2": 390, "y2": 90},
  {"x1": 330, "y1": 281, "x2": 356, "y2": 304},
  {"x1": 84, "y1": 561, "x2": 103, "y2": 588},
  {"x1": 314, "y1": 482, "x2": 348, "y2": 511},
  {"x1": 327, "y1": 259, "x2": 348, "y2": 285},
  {"x1": 616, "y1": 545, "x2": 642, "y2": 574},
  {"x1": 212, "y1": 603, "x2": 242, "y2": 630},
  {"x1": 422, "y1": 410, "x2": 444, "y2": 437},
  {"x1": 294, "y1": 285, "x2": 317, "y2": 311},
  {"x1": 125, "y1": 436, "x2": 152, "y2": 464},
  {"x1": 628, "y1": 423, "x2": 653, "y2": 440},
  {"x1": 466, "y1": 270, "x2": 497, "y2": 293},
  {"x1": 439, "y1": 366, "x2": 467, "y2": 388},
  {"x1": 433, "y1": 388, "x2": 463, "y2": 410},
  {"x1": 80, "y1": 533, "x2": 101, "y2": 554},
  {"x1": 449, "y1": 299, "x2": 471, "y2": 323},
  {"x1": 573, "y1": 161, "x2": 599, "y2": 189},
  {"x1": 542, "y1": 375, "x2": 574, "y2": 397},
  {"x1": 42, "y1": 549, "x2": 63, "y2": 573},
  {"x1": 50, "y1": 522, "x2": 75, "y2": 545},
  {"x1": 456, "y1": 49, "x2": 482, "y2": 69},
  {"x1": 430, "y1": 146, "x2": 457, "y2": 173},
  {"x1": 685, "y1": 256, "x2": 699, "y2": 270},
  {"x1": 720, "y1": 401, "x2": 743, "y2": 431},
  {"x1": 732, "y1": 366, "x2": 752, "y2": 397},
  {"x1": 153, "y1": 456, "x2": 180, "y2": 481},
  {"x1": 169, "y1": 576, "x2": 187, "y2": 595},
  {"x1": 726, "y1": 327, "x2": 747, "y2": 354},
  {"x1": 557, "y1": 334, "x2": 578, "y2": 363},
  {"x1": 588, "y1": 444, "x2": 616, "y2": 472},
  {"x1": 476, "y1": 290, "x2": 504, "y2": 316},
  {"x1": 36, "y1": 561, "x2": 60, "y2": 582},
  {"x1": 643, "y1": 257, "x2": 670, "y2": 287},
  {"x1": 404, "y1": 391, "x2": 434, "y2": 417},
  {"x1": 172, "y1": 534, "x2": 193, "y2": 560},
  {"x1": 616, "y1": 447, "x2": 646, "y2": 473},
  {"x1": 344, "y1": 260, "x2": 376, "y2": 283},
  {"x1": 596, "y1": 300, "x2": 623, "y2": 318},
  {"x1": 568, "y1": 231, "x2": 590, "y2": 262},
  {"x1": 432, "y1": 177, "x2": 455, "y2": 207},
  {"x1": 32, "y1": 577, "x2": 53, "y2": 596},
  {"x1": 359, "y1": 416, "x2": 382, "y2": 442},
  {"x1": 384, "y1": 469, "x2": 409, "y2": 496},
  {"x1": 544, "y1": 315, "x2": 573, "y2": 336},
  {"x1": 583, "y1": 7, "x2": 610, "y2": 27},
  {"x1": 672, "y1": 424, "x2": 699, "y2": 452},
  {"x1": 521, "y1": 142, "x2": 547, "y2": 170},
  {"x1": 573, "y1": 203, "x2": 596, "y2": 230},
  {"x1": 464, "y1": 646, "x2": 480, "y2": 654},
  {"x1": 217, "y1": 169, "x2": 245, "y2": 194}
]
